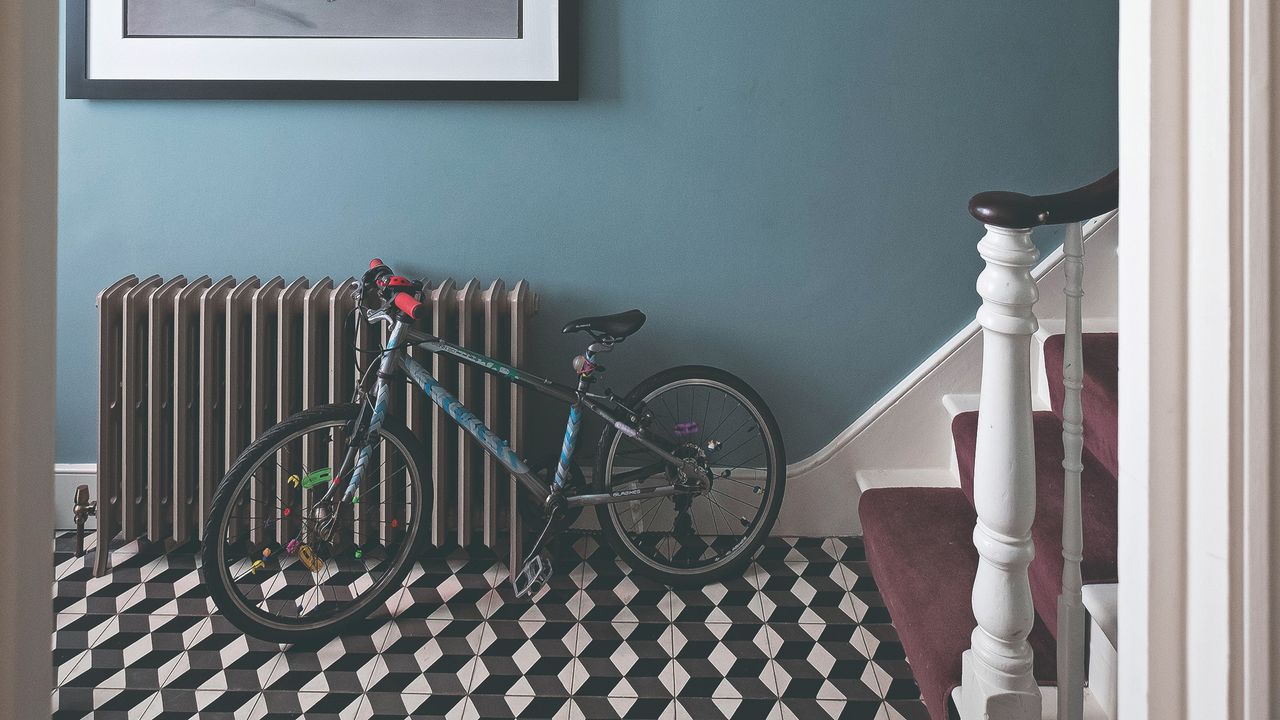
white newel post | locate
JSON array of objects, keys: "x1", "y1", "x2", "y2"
[
  {"x1": 1057, "y1": 222, "x2": 1086, "y2": 720},
  {"x1": 961, "y1": 224, "x2": 1042, "y2": 719}
]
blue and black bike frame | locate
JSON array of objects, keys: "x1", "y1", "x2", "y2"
[{"x1": 338, "y1": 319, "x2": 702, "y2": 514}]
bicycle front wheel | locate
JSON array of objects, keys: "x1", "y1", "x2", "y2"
[
  {"x1": 594, "y1": 365, "x2": 786, "y2": 586},
  {"x1": 200, "y1": 403, "x2": 431, "y2": 644}
]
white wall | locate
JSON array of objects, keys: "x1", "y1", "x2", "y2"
[{"x1": 0, "y1": 0, "x2": 58, "y2": 717}]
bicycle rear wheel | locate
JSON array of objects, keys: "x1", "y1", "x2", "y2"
[
  {"x1": 200, "y1": 403, "x2": 430, "y2": 644},
  {"x1": 594, "y1": 365, "x2": 786, "y2": 586}
]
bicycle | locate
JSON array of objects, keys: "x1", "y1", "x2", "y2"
[{"x1": 200, "y1": 259, "x2": 786, "y2": 643}]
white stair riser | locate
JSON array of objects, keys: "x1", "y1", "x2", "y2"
[
  {"x1": 1087, "y1": 614, "x2": 1118, "y2": 720},
  {"x1": 1081, "y1": 583, "x2": 1118, "y2": 720}
]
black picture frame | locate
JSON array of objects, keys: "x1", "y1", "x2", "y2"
[{"x1": 66, "y1": 0, "x2": 578, "y2": 100}]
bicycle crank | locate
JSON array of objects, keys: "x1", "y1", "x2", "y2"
[
  {"x1": 513, "y1": 548, "x2": 553, "y2": 599},
  {"x1": 513, "y1": 500, "x2": 564, "y2": 598}
]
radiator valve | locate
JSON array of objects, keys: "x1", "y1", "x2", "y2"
[{"x1": 72, "y1": 484, "x2": 97, "y2": 558}]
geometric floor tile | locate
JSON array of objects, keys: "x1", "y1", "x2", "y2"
[
  {"x1": 256, "y1": 689, "x2": 365, "y2": 718},
  {"x1": 756, "y1": 558, "x2": 867, "y2": 625},
  {"x1": 571, "y1": 620, "x2": 673, "y2": 699},
  {"x1": 53, "y1": 532, "x2": 934, "y2": 720},
  {"x1": 666, "y1": 565, "x2": 769, "y2": 625},
  {"x1": 674, "y1": 697, "x2": 786, "y2": 720},
  {"x1": 576, "y1": 696, "x2": 679, "y2": 720},
  {"x1": 671, "y1": 622, "x2": 777, "y2": 699},
  {"x1": 470, "y1": 620, "x2": 577, "y2": 696},
  {"x1": 766, "y1": 623, "x2": 882, "y2": 702},
  {"x1": 361, "y1": 691, "x2": 468, "y2": 718},
  {"x1": 469, "y1": 693, "x2": 575, "y2": 719},
  {"x1": 575, "y1": 542, "x2": 673, "y2": 625},
  {"x1": 364, "y1": 617, "x2": 485, "y2": 696}
]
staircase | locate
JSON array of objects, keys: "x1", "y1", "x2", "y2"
[{"x1": 858, "y1": 171, "x2": 1119, "y2": 720}]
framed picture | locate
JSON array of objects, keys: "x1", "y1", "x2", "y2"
[{"x1": 66, "y1": 0, "x2": 578, "y2": 100}]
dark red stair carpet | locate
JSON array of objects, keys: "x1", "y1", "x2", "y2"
[
  {"x1": 860, "y1": 487, "x2": 1057, "y2": 720},
  {"x1": 951, "y1": 410, "x2": 1118, "y2": 638},
  {"x1": 1043, "y1": 333, "x2": 1118, "y2": 478}
]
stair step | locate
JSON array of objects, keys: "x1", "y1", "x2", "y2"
[
  {"x1": 1043, "y1": 332, "x2": 1118, "y2": 478},
  {"x1": 941, "y1": 393, "x2": 980, "y2": 417},
  {"x1": 859, "y1": 486, "x2": 1057, "y2": 720},
  {"x1": 1034, "y1": 318, "x2": 1119, "y2": 343},
  {"x1": 949, "y1": 685, "x2": 1113, "y2": 720},
  {"x1": 952, "y1": 411, "x2": 1118, "y2": 638},
  {"x1": 1082, "y1": 584, "x2": 1118, "y2": 720},
  {"x1": 854, "y1": 467, "x2": 957, "y2": 493},
  {"x1": 1081, "y1": 584, "x2": 1117, "y2": 649}
]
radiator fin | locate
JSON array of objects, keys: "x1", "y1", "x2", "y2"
[
  {"x1": 171, "y1": 276, "x2": 211, "y2": 543},
  {"x1": 94, "y1": 274, "x2": 537, "y2": 576}
]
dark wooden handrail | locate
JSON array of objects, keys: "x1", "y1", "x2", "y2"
[{"x1": 968, "y1": 169, "x2": 1118, "y2": 229}]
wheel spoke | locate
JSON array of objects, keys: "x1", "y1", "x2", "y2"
[
  {"x1": 607, "y1": 377, "x2": 776, "y2": 575},
  {"x1": 212, "y1": 415, "x2": 421, "y2": 632}
]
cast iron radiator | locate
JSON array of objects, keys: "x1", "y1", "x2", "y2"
[{"x1": 94, "y1": 274, "x2": 537, "y2": 576}]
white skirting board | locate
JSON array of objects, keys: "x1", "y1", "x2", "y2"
[
  {"x1": 771, "y1": 211, "x2": 1118, "y2": 536},
  {"x1": 55, "y1": 213, "x2": 1117, "y2": 538},
  {"x1": 950, "y1": 685, "x2": 1112, "y2": 720}
]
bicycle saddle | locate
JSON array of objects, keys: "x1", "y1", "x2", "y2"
[{"x1": 561, "y1": 309, "x2": 646, "y2": 340}]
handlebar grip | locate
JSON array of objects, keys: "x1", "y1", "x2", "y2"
[{"x1": 394, "y1": 292, "x2": 423, "y2": 320}]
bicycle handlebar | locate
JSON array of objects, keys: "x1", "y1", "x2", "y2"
[
  {"x1": 362, "y1": 258, "x2": 423, "y2": 321},
  {"x1": 394, "y1": 291, "x2": 423, "y2": 320}
]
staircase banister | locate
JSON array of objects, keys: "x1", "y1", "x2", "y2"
[{"x1": 968, "y1": 169, "x2": 1118, "y2": 229}]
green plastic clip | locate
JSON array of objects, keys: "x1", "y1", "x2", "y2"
[{"x1": 300, "y1": 468, "x2": 332, "y2": 489}]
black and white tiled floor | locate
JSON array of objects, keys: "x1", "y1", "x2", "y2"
[{"x1": 53, "y1": 531, "x2": 929, "y2": 720}]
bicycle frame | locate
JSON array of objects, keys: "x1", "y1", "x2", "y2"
[{"x1": 342, "y1": 319, "x2": 700, "y2": 512}]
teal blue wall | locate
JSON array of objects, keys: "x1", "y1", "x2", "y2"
[{"x1": 57, "y1": 1, "x2": 1117, "y2": 463}]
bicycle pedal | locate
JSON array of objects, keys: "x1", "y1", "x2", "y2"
[{"x1": 513, "y1": 549, "x2": 553, "y2": 599}]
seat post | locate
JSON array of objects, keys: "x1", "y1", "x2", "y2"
[
  {"x1": 586, "y1": 340, "x2": 613, "y2": 364},
  {"x1": 552, "y1": 340, "x2": 613, "y2": 494},
  {"x1": 571, "y1": 340, "x2": 611, "y2": 394}
]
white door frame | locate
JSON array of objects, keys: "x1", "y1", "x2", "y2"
[
  {"x1": 0, "y1": 0, "x2": 58, "y2": 716},
  {"x1": 1117, "y1": 0, "x2": 1274, "y2": 717}
]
